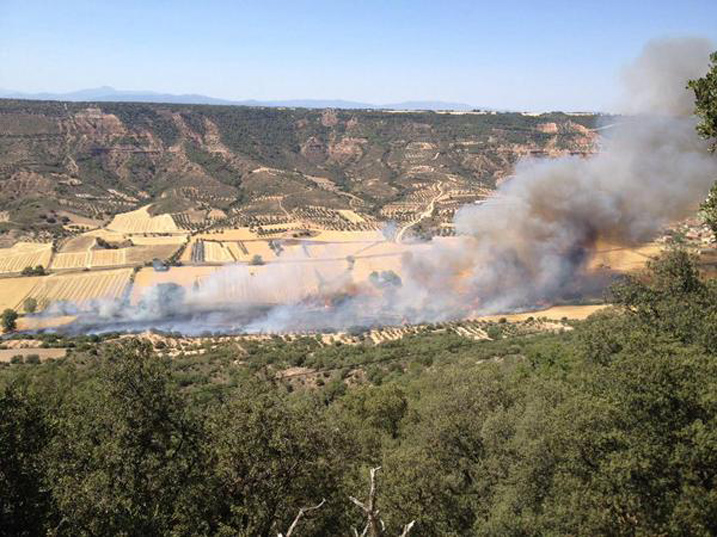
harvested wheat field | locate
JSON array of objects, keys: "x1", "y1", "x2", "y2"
[
  {"x1": 308, "y1": 230, "x2": 384, "y2": 242},
  {"x1": 196, "y1": 228, "x2": 257, "y2": 241},
  {"x1": 51, "y1": 252, "x2": 91, "y2": 270},
  {"x1": 131, "y1": 266, "x2": 222, "y2": 302},
  {"x1": 107, "y1": 205, "x2": 180, "y2": 234},
  {"x1": 16, "y1": 315, "x2": 77, "y2": 331},
  {"x1": 589, "y1": 242, "x2": 662, "y2": 272},
  {"x1": 478, "y1": 304, "x2": 609, "y2": 322},
  {"x1": 203, "y1": 241, "x2": 236, "y2": 263},
  {"x1": 0, "y1": 276, "x2": 45, "y2": 311},
  {"x1": 126, "y1": 244, "x2": 182, "y2": 265},
  {"x1": 129, "y1": 235, "x2": 188, "y2": 246},
  {"x1": 25, "y1": 269, "x2": 133, "y2": 310},
  {"x1": 338, "y1": 209, "x2": 366, "y2": 223},
  {"x1": 89, "y1": 249, "x2": 128, "y2": 267},
  {"x1": 0, "y1": 242, "x2": 53, "y2": 274},
  {"x1": 84, "y1": 229, "x2": 128, "y2": 242},
  {"x1": 59, "y1": 235, "x2": 96, "y2": 253}
]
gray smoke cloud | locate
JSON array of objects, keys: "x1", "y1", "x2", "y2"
[{"x1": 49, "y1": 37, "x2": 717, "y2": 335}]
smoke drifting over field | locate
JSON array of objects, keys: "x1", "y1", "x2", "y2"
[{"x1": 60, "y1": 37, "x2": 717, "y2": 335}]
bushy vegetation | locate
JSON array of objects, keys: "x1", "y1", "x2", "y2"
[{"x1": 2, "y1": 250, "x2": 717, "y2": 535}]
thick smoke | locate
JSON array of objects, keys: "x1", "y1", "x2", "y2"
[{"x1": 53, "y1": 37, "x2": 717, "y2": 335}]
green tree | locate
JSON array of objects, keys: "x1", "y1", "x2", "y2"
[
  {"x1": 1, "y1": 309, "x2": 18, "y2": 332},
  {"x1": 23, "y1": 297, "x2": 38, "y2": 314},
  {"x1": 44, "y1": 341, "x2": 205, "y2": 536},
  {"x1": 0, "y1": 383, "x2": 54, "y2": 536},
  {"x1": 203, "y1": 382, "x2": 349, "y2": 536},
  {"x1": 689, "y1": 50, "x2": 717, "y2": 238},
  {"x1": 689, "y1": 51, "x2": 717, "y2": 150}
]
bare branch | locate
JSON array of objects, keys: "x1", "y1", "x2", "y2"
[
  {"x1": 349, "y1": 496, "x2": 368, "y2": 513},
  {"x1": 278, "y1": 498, "x2": 326, "y2": 537},
  {"x1": 399, "y1": 521, "x2": 416, "y2": 537}
]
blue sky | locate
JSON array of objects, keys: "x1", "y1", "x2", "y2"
[{"x1": 1, "y1": 0, "x2": 716, "y2": 111}]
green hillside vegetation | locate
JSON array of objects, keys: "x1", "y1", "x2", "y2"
[{"x1": 2, "y1": 249, "x2": 717, "y2": 536}]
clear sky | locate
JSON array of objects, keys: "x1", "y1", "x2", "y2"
[{"x1": 1, "y1": 0, "x2": 716, "y2": 111}]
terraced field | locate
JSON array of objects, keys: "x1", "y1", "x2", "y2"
[
  {"x1": 51, "y1": 252, "x2": 91, "y2": 270},
  {"x1": 25, "y1": 269, "x2": 133, "y2": 310},
  {"x1": 202, "y1": 241, "x2": 236, "y2": 263},
  {"x1": 0, "y1": 242, "x2": 53, "y2": 274},
  {"x1": 90, "y1": 249, "x2": 128, "y2": 267},
  {"x1": 107, "y1": 206, "x2": 181, "y2": 234},
  {"x1": 0, "y1": 276, "x2": 45, "y2": 311}
]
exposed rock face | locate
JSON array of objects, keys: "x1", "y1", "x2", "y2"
[
  {"x1": 320, "y1": 109, "x2": 339, "y2": 127},
  {"x1": 328, "y1": 137, "x2": 366, "y2": 164},
  {"x1": 537, "y1": 122, "x2": 559, "y2": 134},
  {"x1": 0, "y1": 99, "x2": 603, "y2": 236},
  {"x1": 300, "y1": 136, "x2": 327, "y2": 162}
]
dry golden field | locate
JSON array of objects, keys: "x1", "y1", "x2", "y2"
[
  {"x1": 89, "y1": 249, "x2": 128, "y2": 267},
  {"x1": 477, "y1": 304, "x2": 610, "y2": 322},
  {"x1": 131, "y1": 266, "x2": 222, "y2": 302},
  {"x1": 129, "y1": 235, "x2": 188, "y2": 246},
  {"x1": 126, "y1": 244, "x2": 182, "y2": 265},
  {"x1": 0, "y1": 242, "x2": 53, "y2": 274},
  {"x1": 203, "y1": 241, "x2": 235, "y2": 263},
  {"x1": 0, "y1": 276, "x2": 45, "y2": 311},
  {"x1": 51, "y1": 252, "x2": 91, "y2": 270},
  {"x1": 84, "y1": 229, "x2": 129, "y2": 242},
  {"x1": 58, "y1": 235, "x2": 96, "y2": 253},
  {"x1": 25, "y1": 269, "x2": 133, "y2": 310},
  {"x1": 107, "y1": 205, "x2": 181, "y2": 234},
  {"x1": 588, "y1": 242, "x2": 662, "y2": 272},
  {"x1": 196, "y1": 227, "x2": 257, "y2": 241},
  {"x1": 0, "y1": 269, "x2": 132, "y2": 312},
  {"x1": 337, "y1": 209, "x2": 366, "y2": 223},
  {"x1": 308, "y1": 229, "x2": 384, "y2": 242}
]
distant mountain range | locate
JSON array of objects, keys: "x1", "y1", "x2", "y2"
[{"x1": 0, "y1": 86, "x2": 478, "y2": 111}]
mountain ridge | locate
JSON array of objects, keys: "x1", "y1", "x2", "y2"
[{"x1": 0, "y1": 86, "x2": 478, "y2": 111}]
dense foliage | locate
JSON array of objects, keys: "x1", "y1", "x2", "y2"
[
  {"x1": 690, "y1": 51, "x2": 717, "y2": 239},
  {"x1": 1, "y1": 249, "x2": 717, "y2": 535}
]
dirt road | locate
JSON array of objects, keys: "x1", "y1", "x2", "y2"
[{"x1": 396, "y1": 182, "x2": 446, "y2": 243}]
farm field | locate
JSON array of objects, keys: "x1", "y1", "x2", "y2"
[
  {"x1": 588, "y1": 242, "x2": 662, "y2": 272},
  {"x1": 51, "y1": 252, "x2": 91, "y2": 270},
  {"x1": 129, "y1": 235, "x2": 188, "y2": 246},
  {"x1": 202, "y1": 241, "x2": 235, "y2": 263},
  {"x1": 90, "y1": 249, "x2": 128, "y2": 267},
  {"x1": 25, "y1": 269, "x2": 133, "y2": 311},
  {"x1": 0, "y1": 242, "x2": 53, "y2": 274},
  {"x1": 195, "y1": 228, "x2": 258, "y2": 241},
  {"x1": 477, "y1": 304, "x2": 610, "y2": 322},
  {"x1": 337, "y1": 209, "x2": 366, "y2": 223},
  {"x1": 107, "y1": 205, "x2": 181, "y2": 234},
  {"x1": 131, "y1": 266, "x2": 222, "y2": 302},
  {"x1": 0, "y1": 276, "x2": 45, "y2": 311},
  {"x1": 58, "y1": 235, "x2": 96, "y2": 253}
]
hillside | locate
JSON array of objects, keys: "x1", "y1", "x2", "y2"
[
  {"x1": 0, "y1": 99, "x2": 600, "y2": 241},
  {"x1": 2, "y1": 249, "x2": 717, "y2": 536}
]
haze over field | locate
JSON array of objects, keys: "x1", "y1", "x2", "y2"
[{"x1": 53, "y1": 37, "x2": 717, "y2": 335}]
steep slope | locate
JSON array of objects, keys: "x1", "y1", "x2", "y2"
[{"x1": 0, "y1": 99, "x2": 601, "y2": 238}]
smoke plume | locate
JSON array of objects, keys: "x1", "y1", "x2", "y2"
[{"x1": 54, "y1": 37, "x2": 717, "y2": 335}]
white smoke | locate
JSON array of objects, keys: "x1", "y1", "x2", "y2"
[{"x1": 53, "y1": 37, "x2": 717, "y2": 335}]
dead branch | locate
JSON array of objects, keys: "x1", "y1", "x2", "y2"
[
  {"x1": 350, "y1": 466, "x2": 417, "y2": 537},
  {"x1": 399, "y1": 520, "x2": 416, "y2": 537},
  {"x1": 278, "y1": 498, "x2": 326, "y2": 537},
  {"x1": 350, "y1": 466, "x2": 383, "y2": 537}
]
